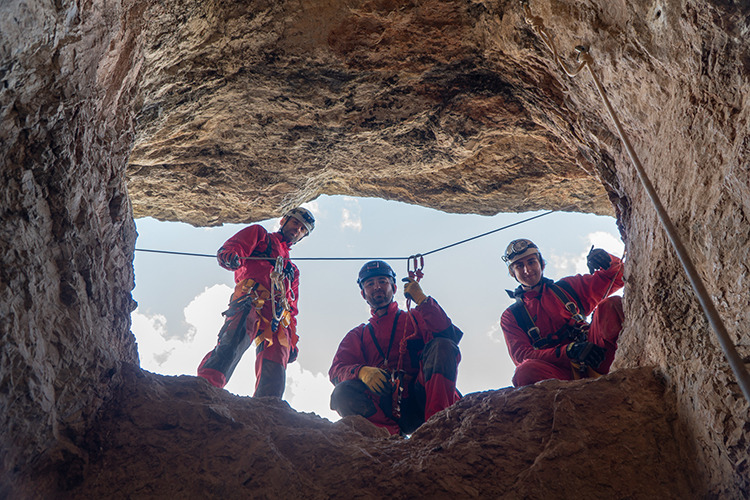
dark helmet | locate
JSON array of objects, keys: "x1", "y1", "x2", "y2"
[
  {"x1": 357, "y1": 260, "x2": 396, "y2": 288},
  {"x1": 284, "y1": 207, "x2": 315, "y2": 234}
]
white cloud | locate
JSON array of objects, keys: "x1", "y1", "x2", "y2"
[
  {"x1": 547, "y1": 231, "x2": 625, "y2": 277},
  {"x1": 586, "y1": 231, "x2": 624, "y2": 256},
  {"x1": 132, "y1": 285, "x2": 233, "y2": 377},
  {"x1": 284, "y1": 363, "x2": 340, "y2": 422},
  {"x1": 548, "y1": 253, "x2": 582, "y2": 276},
  {"x1": 340, "y1": 207, "x2": 362, "y2": 232},
  {"x1": 184, "y1": 284, "x2": 232, "y2": 341},
  {"x1": 132, "y1": 311, "x2": 171, "y2": 371},
  {"x1": 486, "y1": 318, "x2": 504, "y2": 344}
]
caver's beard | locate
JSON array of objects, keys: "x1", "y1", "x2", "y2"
[{"x1": 367, "y1": 291, "x2": 392, "y2": 310}]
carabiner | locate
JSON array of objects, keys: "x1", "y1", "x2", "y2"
[{"x1": 407, "y1": 254, "x2": 425, "y2": 282}]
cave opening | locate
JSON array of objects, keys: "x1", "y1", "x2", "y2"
[{"x1": 131, "y1": 194, "x2": 623, "y2": 419}]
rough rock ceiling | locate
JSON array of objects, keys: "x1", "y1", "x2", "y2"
[{"x1": 127, "y1": 0, "x2": 618, "y2": 226}]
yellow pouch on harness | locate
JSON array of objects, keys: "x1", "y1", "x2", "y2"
[{"x1": 232, "y1": 279, "x2": 297, "y2": 350}]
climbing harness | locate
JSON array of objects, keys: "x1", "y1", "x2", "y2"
[
  {"x1": 269, "y1": 256, "x2": 293, "y2": 332},
  {"x1": 508, "y1": 279, "x2": 587, "y2": 350},
  {"x1": 520, "y1": 0, "x2": 750, "y2": 401},
  {"x1": 388, "y1": 255, "x2": 427, "y2": 421},
  {"x1": 366, "y1": 311, "x2": 404, "y2": 419}
]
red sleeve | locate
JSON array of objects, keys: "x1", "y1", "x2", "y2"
[
  {"x1": 219, "y1": 224, "x2": 266, "y2": 258},
  {"x1": 501, "y1": 308, "x2": 570, "y2": 368},
  {"x1": 410, "y1": 297, "x2": 455, "y2": 343},
  {"x1": 561, "y1": 254, "x2": 624, "y2": 315},
  {"x1": 329, "y1": 326, "x2": 367, "y2": 385}
]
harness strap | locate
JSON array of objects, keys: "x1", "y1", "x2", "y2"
[
  {"x1": 509, "y1": 280, "x2": 587, "y2": 350},
  {"x1": 250, "y1": 233, "x2": 275, "y2": 264},
  {"x1": 552, "y1": 280, "x2": 586, "y2": 321},
  {"x1": 367, "y1": 310, "x2": 401, "y2": 371}
]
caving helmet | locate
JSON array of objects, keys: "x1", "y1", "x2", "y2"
[
  {"x1": 284, "y1": 207, "x2": 316, "y2": 234},
  {"x1": 357, "y1": 260, "x2": 396, "y2": 288},
  {"x1": 502, "y1": 238, "x2": 541, "y2": 266}
]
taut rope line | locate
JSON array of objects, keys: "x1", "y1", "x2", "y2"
[
  {"x1": 520, "y1": 0, "x2": 750, "y2": 402},
  {"x1": 135, "y1": 207, "x2": 573, "y2": 262}
]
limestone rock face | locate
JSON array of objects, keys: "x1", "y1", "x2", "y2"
[
  {"x1": 0, "y1": 0, "x2": 141, "y2": 488},
  {"x1": 1, "y1": 0, "x2": 749, "y2": 498},
  {"x1": 126, "y1": 0, "x2": 616, "y2": 226},
  {"x1": 62, "y1": 365, "x2": 698, "y2": 499}
]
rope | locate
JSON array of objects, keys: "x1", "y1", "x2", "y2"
[
  {"x1": 135, "y1": 207, "x2": 569, "y2": 262},
  {"x1": 520, "y1": 0, "x2": 750, "y2": 402}
]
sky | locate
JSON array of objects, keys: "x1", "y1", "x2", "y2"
[{"x1": 131, "y1": 194, "x2": 624, "y2": 422}]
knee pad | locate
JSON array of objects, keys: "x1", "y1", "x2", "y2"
[
  {"x1": 254, "y1": 359, "x2": 286, "y2": 398},
  {"x1": 421, "y1": 337, "x2": 460, "y2": 382},
  {"x1": 330, "y1": 380, "x2": 377, "y2": 418}
]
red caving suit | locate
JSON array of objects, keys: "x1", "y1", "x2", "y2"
[
  {"x1": 329, "y1": 299, "x2": 462, "y2": 435},
  {"x1": 501, "y1": 254, "x2": 624, "y2": 386},
  {"x1": 198, "y1": 224, "x2": 299, "y2": 397}
]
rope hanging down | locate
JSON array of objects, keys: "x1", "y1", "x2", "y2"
[
  {"x1": 520, "y1": 0, "x2": 750, "y2": 402},
  {"x1": 135, "y1": 208, "x2": 564, "y2": 262}
]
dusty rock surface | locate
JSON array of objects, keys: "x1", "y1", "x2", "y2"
[
  {"x1": 47, "y1": 365, "x2": 696, "y2": 499},
  {"x1": 126, "y1": 0, "x2": 616, "y2": 226},
  {"x1": 1, "y1": 0, "x2": 749, "y2": 498}
]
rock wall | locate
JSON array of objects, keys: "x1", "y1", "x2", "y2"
[
  {"x1": 0, "y1": 0, "x2": 142, "y2": 488},
  {"x1": 1, "y1": 0, "x2": 749, "y2": 497},
  {"x1": 126, "y1": 0, "x2": 615, "y2": 226},
  {"x1": 69, "y1": 365, "x2": 699, "y2": 499}
]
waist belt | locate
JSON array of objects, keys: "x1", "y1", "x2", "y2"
[{"x1": 229, "y1": 279, "x2": 296, "y2": 349}]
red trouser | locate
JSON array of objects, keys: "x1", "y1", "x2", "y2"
[
  {"x1": 197, "y1": 294, "x2": 291, "y2": 397},
  {"x1": 512, "y1": 296, "x2": 624, "y2": 387}
]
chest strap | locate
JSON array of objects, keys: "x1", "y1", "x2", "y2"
[
  {"x1": 367, "y1": 311, "x2": 401, "y2": 371},
  {"x1": 509, "y1": 280, "x2": 586, "y2": 350}
]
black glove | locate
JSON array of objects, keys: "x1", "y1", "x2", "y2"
[
  {"x1": 586, "y1": 247, "x2": 611, "y2": 274},
  {"x1": 566, "y1": 341, "x2": 606, "y2": 368},
  {"x1": 288, "y1": 345, "x2": 299, "y2": 364},
  {"x1": 217, "y1": 249, "x2": 241, "y2": 270}
]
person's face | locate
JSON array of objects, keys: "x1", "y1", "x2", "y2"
[
  {"x1": 360, "y1": 276, "x2": 395, "y2": 310},
  {"x1": 510, "y1": 254, "x2": 544, "y2": 288},
  {"x1": 280, "y1": 217, "x2": 309, "y2": 245}
]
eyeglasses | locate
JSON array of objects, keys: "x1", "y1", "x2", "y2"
[{"x1": 502, "y1": 239, "x2": 538, "y2": 262}]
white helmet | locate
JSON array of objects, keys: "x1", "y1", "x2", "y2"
[
  {"x1": 285, "y1": 207, "x2": 315, "y2": 234},
  {"x1": 502, "y1": 238, "x2": 541, "y2": 265}
]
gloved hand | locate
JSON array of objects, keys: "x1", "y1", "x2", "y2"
[
  {"x1": 566, "y1": 341, "x2": 606, "y2": 368},
  {"x1": 358, "y1": 366, "x2": 391, "y2": 395},
  {"x1": 217, "y1": 249, "x2": 241, "y2": 270},
  {"x1": 402, "y1": 277, "x2": 427, "y2": 305},
  {"x1": 288, "y1": 345, "x2": 299, "y2": 364},
  {"x1": 586, "y1": 247, "x2": 611, "y2": 274}
]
